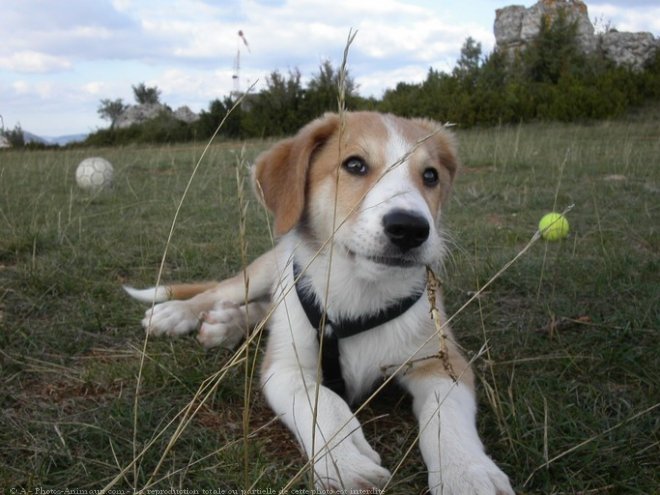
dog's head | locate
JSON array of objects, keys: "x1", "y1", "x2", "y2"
[{"x1": 254, "y1": 111, "x2": 458, "y2": 269}]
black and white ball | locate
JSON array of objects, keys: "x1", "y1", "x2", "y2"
[{"x1": 76, "y1": 157, "x2": 114, "y2": 191}]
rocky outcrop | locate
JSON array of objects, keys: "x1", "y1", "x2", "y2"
[
  {"x1": 494, "y1": 0, "x2": 658, "y2": 71},
  {"x1": 115, "y1": 103, "x2": 199, "y2": 129},
  {"x1": 600, "y1": 31, "x2": 658, "y2": 71},
  {"x1": 495, "y1": 1, "x2": 596, "y2": 54},
  {"x1": 115, "y1": 103, "x2": 164, "y2": 128},
  {"x1": 0, "y1": 135, "x2": 11, "y2": 148},
  {"x1": 173, "y1": 105, "x2": 199, "y2": 124}
]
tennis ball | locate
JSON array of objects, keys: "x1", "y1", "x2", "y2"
[{"x1": 539, "y1": 212, "x2": 569, "y2": 241}]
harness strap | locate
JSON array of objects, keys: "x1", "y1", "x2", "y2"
[{"x1": 292, "y1": 261, "x2": 424, "y2": 398}]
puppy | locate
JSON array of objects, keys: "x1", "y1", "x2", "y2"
[{"x1": 126, "y1": 112, "x2": 514, "y2": 494}]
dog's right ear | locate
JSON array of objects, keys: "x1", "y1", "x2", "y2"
[{"x1": 253, "y1": 113, "x2": 340, "y2": 236}]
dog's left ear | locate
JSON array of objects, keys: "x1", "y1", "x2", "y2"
[
  {"x1": 254, "y1": 113, "x2": 340, "y2": 235},
  {"x1": 413, "y1": 119, "x2": 459, "y2": 194}
]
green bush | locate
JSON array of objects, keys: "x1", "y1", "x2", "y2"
[
  {"x1": 85, "y1": 111, "x2": 197, "y2": 146},
  {"x1": 1, "y1": 124, "x2": 26, "y2": 147},
  {"x1": 379, "y1": 11, "x2": 659, "y2": 127}
]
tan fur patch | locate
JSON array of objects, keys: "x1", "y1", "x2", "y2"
[
  {"x1": 306, "y1": 113, "x2": 391, "y2": 230},
  {"x1": 253, "y1": 114, "x2": 340, "y2": 235},
  {"x1": 402, "y1": 118, "x2": 458, "y2": 214},
  {"x1": 405, "y1": 338, "x2": 475, "y2": 391},
  {"x1": 169, "y1": 282, "x2": 219, "y2": 300}
]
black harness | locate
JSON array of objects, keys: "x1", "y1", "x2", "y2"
[{"x1": 292, "y1": 261, "x2": 424, "y2": 398}]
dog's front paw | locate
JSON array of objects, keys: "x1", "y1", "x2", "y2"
[
  {"x1": 429, "y1": 455, "x2": 514, "y2": 495},
  {"x1": 196, "y1": 301, "x2": 246, "y2": 349},
  {"x1": 311, "y1": 413, "x2": 391, "y2": 491},
  {"x1": 141, "y1": 301, "x2": 199, "y2": 337},
  {"x1": 315, "y1": 444, "x2": 391, "y2": 491}
]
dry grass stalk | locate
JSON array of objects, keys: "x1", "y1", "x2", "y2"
[
  {"x1": 425, "y1": 266, "x2": 457, "y2": 382},
  {"x1": 307, "y1": 26, "x2": 357, "y2": 489}
]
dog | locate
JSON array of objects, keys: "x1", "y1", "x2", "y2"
[{"x1": 125, "y1": 112, "x2": 514, "y2": 494}]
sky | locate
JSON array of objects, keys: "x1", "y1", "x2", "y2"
[{"x1": 1, "y1": 0, "x2": 658, "y2": 138}]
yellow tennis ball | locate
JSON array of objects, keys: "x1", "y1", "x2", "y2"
[{"x1": 539, "y1": 212, "x2": 569, "y2": 241}]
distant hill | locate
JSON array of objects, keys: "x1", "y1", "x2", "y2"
[
  {"x1": 21, "y1": 131, "x2": 88, "y2": 146},
  {"x1": 22, "y1": 131, "x2": 49, "y2": 145},
  {"x1": 44, "y1": 133, "x2": 88, "y2": 146}
]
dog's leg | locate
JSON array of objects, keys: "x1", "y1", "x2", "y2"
[
  {"x1": 126, "y1": 248, "x2": 276, "y2": 340},
  {"x1": 197, "y1": 299, "x2": 270, "y2": 349},
  {"x1": 133, "y1": 248, "x2": 277, "y2": 339},
  {"x1": 261, "y1": 337, "x2": 391, "y2": 490},
  {"x1": 399, "y1": 362, "x2": 514, "y2": 495}
]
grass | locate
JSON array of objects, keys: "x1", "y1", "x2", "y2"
[{"x1": 1, "y1": 118, "x2": 658, "y2": 494}]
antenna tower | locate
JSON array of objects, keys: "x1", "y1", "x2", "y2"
[{"x1": 232, "y1": 30, "x2": 250, "y2": 96}]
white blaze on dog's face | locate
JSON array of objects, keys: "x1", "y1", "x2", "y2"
[{"x1": 254, "y1": 112, "x2": 458, "y2": 271}]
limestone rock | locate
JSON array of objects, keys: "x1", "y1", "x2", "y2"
[
  {"x1": 600, "y1": 31, "x2": 659, "y2": 71},
  {"x1": 115, "y1": 103, "x2": 167, "y2": 129},
  {"x1": 494, "y1": 5, "x2": 527, "y2": 51},
  {"x1": 115, "y1": 103, "x2": 199, "y2": 129},
  {"x1": 495, "y1": 0, "x2": 596, "y2": 57},
  {"x1": 173, "y1": 105, "x2": 200, "y2": 124},
  {"x1": 494, "y1": 0, "x2": 658, "y2": 71}
]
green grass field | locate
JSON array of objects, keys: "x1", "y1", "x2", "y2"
[{"x1": 1, "y1": 119, "x2": 658, "y2": 494}]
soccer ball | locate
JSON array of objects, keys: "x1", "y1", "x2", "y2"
[{"x1": 76, "y1": 157, "x2": 114, "y2": 192}]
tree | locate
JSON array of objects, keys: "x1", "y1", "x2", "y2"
[
  {"x1": 132, "y1": 83, "x2": 161, "y2": 105},
  {"x1": 97, "y1": 98, "x2": 127, "y2": 129},
  {"x1": 380, "y1": 81, "x2": 422, "y2": 117},
  {"x1": 303, "y1": 60, "x2": 359, "y2": 117},
  {"x1": 453, "y1": 37, "x2": 483, "y2": 81},
  {"x1": 1, "y1": 123, "x2": 25, "y2": 147},
  {"x1": 241, "y1": 69, "x2": 305, "y2": 137},
  {"x1": 523, "y1": 11, "x2": 584, "y2": 84},
  {"x1": 195, "y1": 97, "x2": 243, "y2": 139}
]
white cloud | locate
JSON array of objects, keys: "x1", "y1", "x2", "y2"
[
  {"x1": 70, "y1": 26, "x2": 116, "y2": 40},
  {"x1": 0, "y1": 51, "x2": 72, "y2": 73},
  {"x1": 158, "y1": 68, "x2": 232, "y2": 102},
  {"x1": 10, "y1": 80, "x2": 56, "y2": 100},
  {"x1": 11, "y1": 80, "x2": 30, "y2": 95},
  {"x1": 356, "y1": 65, "x2": 429, "y2": 97},
  {"x1": 112, "y1": 0, "x2": 133, "y2": 12},
  {"x1": 82, "y1": 82, "x2": 106, "y2": 96},
  {"x1": 590, "y1": 4, "x2": 660, "y2": 33},
  {"x1": 131, "y1": 0, "x2": 476, "y2": 71}
]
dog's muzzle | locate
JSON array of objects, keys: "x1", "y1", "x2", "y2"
[{"x1": 382, "y1": 209, "x2": 430, "y2": 252}]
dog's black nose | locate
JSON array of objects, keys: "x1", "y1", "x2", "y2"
[{"x1": 382, "y1": 209, "x2": 430, "y2": 252}]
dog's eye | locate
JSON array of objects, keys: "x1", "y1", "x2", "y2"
[
  {"x1": 422, "y1": 168, "x2": 439, "y2": 187},
  {"x1": 342, "y1": 156, "x2": 369, "y2": 176}
]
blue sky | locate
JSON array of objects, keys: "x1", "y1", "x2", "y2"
[{"x1": 1, "y1": 0, "x2": 658, "y2": 137}]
